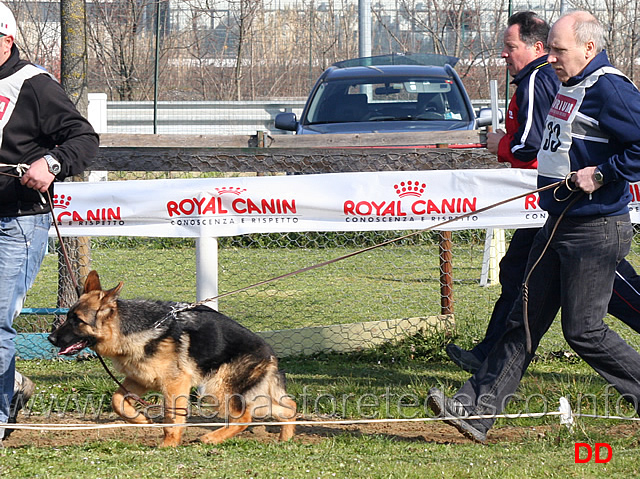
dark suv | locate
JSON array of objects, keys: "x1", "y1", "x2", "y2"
[{"x1": 275, "y1": 53, "x2": 487, "y2": 134}]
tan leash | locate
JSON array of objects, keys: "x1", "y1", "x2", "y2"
[
  {"x1": 2, "y1": 165, "x2": 572, "y2": 394},
  {"x1": 159, "y1": 177, "x2": 578, "y2": 356},
  {"x1": 162, "y1": 179, "x2": 567, "y2": 320}
]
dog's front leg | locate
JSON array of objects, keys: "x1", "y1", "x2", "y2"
[
  {"x1": 111, "y1": 379, "x2": 152, "y2": 425},
  {"x1": 160, "y1": 375, "x2": 192, "y2": 447}
]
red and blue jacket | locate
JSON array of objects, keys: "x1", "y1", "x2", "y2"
[{"x1": 498, "y1": 55, "x2": 559, "y2": 169}]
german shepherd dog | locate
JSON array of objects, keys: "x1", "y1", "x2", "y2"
[{"x1": 48, "y1": 270, "x2": 297, "y2": 447}]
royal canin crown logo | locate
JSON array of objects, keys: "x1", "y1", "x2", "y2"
[
  {"x1": 343, "y1": 179, "x2": 477, "y2": 220},
  {"x1": 53, "y1": 194, "x2": 72, "y2": 209},
  {"x1": 52, "y1": 192, "x2": 122, "y2": 224},
  {"x1": 215, "y1": 186, "x2": 247, "y2": 196},
  {"x1": 394, "y1": 181, "x2": 426, "y2": 198}
]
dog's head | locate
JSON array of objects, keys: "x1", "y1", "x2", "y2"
[{"x1": 48, "y1": 270, "x2": 124, "y2": 356}]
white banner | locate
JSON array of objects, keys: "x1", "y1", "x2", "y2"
[{"x1": 51, "y1": 169, "x2": 640, "y2": 237}]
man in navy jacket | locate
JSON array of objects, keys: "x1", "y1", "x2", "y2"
[
  {"x1": 447, "y1": 11, "x2": 640, "y2": 375},
  {"x1": 430, "y1": 10, "x2": 640, "y2": 443}
]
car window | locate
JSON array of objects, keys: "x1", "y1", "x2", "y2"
[{"x1": 305, "y1": 77, "x2": 470, "y2": 124}]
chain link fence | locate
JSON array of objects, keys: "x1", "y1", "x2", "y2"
[{"x1": 15, "y1": 149, "x2": 640, "y2": 360}]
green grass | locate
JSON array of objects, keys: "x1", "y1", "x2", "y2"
[
  {"x1": 4, "y1": 356, "x2": 640, "y2": 478},
  {"x1": 3, "y1": 433, "x2": 639, "y2": 478},
  {"x1": 5, "y1": 236, "x2": 640, "y2": 477},
  {"x1": 18, "y1": 236, "x2": 502, "y2": 334}
]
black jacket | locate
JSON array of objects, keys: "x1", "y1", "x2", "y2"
[{"x1": 0, "y1": 45, "x2": 99, "y2": 217}]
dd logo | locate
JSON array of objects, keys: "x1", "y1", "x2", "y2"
[{"x1": 574, "y1": 443, "x2": 612, "y2": 463}]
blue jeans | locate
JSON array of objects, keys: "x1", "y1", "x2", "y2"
[
  {"x1": 0, "y1": 214, "x2": 50, "y2": 431},
  {"x1": 455, "y1": 212, "x2": 640, "y2": 433}
]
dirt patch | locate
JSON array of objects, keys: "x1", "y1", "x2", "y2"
[{"x1": 3, "y1": 414, "x2": 554, "y2": 448}]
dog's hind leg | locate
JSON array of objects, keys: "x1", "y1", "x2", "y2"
[
  {"x1": 272, "y1": 395, "x2": 297, "y2": 442},
  {"x1": 198, "y1": 395, "x2": 252, "y2": 444}
]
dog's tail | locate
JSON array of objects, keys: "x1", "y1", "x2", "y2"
[{"x1": 278, "y1": 366, "x2": 288, "y2": 388}]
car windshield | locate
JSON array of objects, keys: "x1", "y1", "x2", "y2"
[{"x1": 305, "y1": 77, "x2": 471, "y2": 125}]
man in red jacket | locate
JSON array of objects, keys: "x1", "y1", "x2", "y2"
[{"x1": 446, "y1": 11, "x2": 559, "y2": 372}]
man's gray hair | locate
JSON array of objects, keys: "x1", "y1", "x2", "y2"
[{"x1": 567, "y1": 10, "x2": 606, "y2": 52}]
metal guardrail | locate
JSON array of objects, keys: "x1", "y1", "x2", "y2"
[
  {"x1": 106, "y1": 99, "x2": 306, "y2": 135},
  {"x1": 87, "y1": 95, "x2": 495, "y2": 136}
]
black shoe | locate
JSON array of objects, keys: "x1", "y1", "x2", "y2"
[
  {"x1": 445, "y1": 343, "x2": 482, "y2": 374},
  {"x1": 4, "y1": 374, "x2": 35, "y2": 439},
  {"x1": 427, "y1": 387, "x2": 487, "y2": 443}
]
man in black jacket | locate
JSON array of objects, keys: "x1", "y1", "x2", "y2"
[{"x1": 0, "y1": 2, "x2": 99, "y2": 444}]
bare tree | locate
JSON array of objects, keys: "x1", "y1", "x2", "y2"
[
  {"x1": 60, "y1": 0, "x2": 92, "y2": 308},
  {"x1": 8, "y1": 0, "x2": 60, "y2": 75},
  {"x1": 570, "y1": 0, "x2": 640, "y2": 81},
  {"x1": 13, "y1": 0, "x2": 640, "y2": 102},
  {"x1": 86, "y1": 0, "x2": 158, "y2": 100},
  {"x1": 230, "y1": 0, "x2": 260, "y2": 100}
]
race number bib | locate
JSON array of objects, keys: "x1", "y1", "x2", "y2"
[{"x1": 538, "y1": 67, "x2": 622, "y2": 179}]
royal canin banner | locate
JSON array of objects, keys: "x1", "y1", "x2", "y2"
[{"x1": 51, "y1": 169, "x2": 640, "y2": 237}]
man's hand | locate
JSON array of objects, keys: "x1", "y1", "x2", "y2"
[
  {"x1": 486, "y1": 129, "x2": 506, "y2": 155},
  {"x1": 20, "y1": 158, "x2": 55, "y2": 193},
  {"x1": 572, "y1": 166, "x2": 602, "y2": 194}
]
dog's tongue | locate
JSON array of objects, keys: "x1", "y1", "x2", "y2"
[{"x1": 58, "y1": 341, "x2": 88, "y2": 356}]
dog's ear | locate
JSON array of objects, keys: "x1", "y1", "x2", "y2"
[
  {"x1": 103, "y1": 282, "x2": 124, "y2": 303},
  {"x1": 83, "y1": 270, "x2": 102, "y2": 293}
]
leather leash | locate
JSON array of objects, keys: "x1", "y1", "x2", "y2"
[
  {"x1": 2, "y1": 166, "x2": 570, "y2": 400},
  {"x1": 0, "y1": 167, "x2": 187, "y2": 416},
  {"x1": 160, "y1": 177, "x2": 578, "y2": 358},
  {"x1": 161, "y1": 179, "x2": 567, "y2": 321}
]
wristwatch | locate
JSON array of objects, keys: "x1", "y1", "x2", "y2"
[
  {"x1": 594, "y1": 167, "x2": 604, "y2": 185},
  {"x1": 44, "y1": 154, "x2": 61, "y2": 175}
]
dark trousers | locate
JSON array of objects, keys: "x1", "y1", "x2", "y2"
[
  {"x1": 456, "y1": 213, "x2": 640, "y2": 433},
  {"x1": 471, "y1": 227, "x2": 640, "y2": 361}
]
